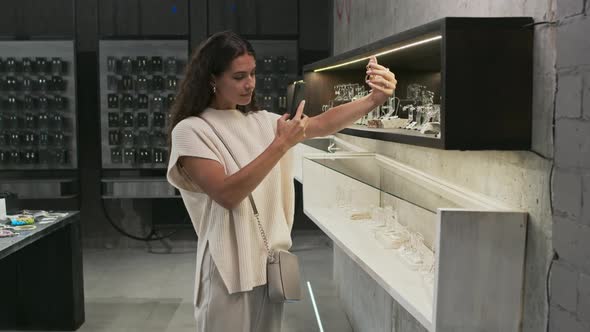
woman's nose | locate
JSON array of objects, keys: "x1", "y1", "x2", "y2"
[{"x1": 246, "y1": 77, "x2": 255, "y2": 90}]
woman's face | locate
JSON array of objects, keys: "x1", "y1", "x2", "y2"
[{"x1": 212, "y1": 54, "x2": 256, "y2": 108}]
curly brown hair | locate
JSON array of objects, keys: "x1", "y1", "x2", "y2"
[{"x1": 168, "y1": 31, "x2": 259, "y2": 146}]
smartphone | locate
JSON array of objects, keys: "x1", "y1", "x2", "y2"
[{"x1": 286, "y1": 81, "x2": 305, "y2": 120}]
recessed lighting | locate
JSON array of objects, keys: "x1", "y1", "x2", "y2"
[{"x1": 314, "y1": 35, "x2": 442, "y2": 72}]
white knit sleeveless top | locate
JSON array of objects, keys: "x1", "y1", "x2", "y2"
[{"x1": 167, "y1": 108, "x2": 294, "y2": 298}]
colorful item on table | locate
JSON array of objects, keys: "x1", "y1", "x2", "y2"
[
  {"x1": 10, "y1": 215, "x2": 35, "y2": 226},
  {"x1": 0, "y1": 229, "x2": 17, "y2": 237}
]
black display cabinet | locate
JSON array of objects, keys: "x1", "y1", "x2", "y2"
[
  {"x1": 303, "y1": 17, "x2": 533, "y2": 150},
  {"x1": 0, "y1": 41, "x2": 78, "y2": 169},
  {"x1": 98, "y1": 39, "x2": 188, "y2": 170},
  {"x1": 0, "y1": 41, "x2": 79, "y2": 204},
  {"x1": 98, "y1": 39, "x2": 188, "y2": 202},
  {"x1": 250, "y1": 40, "x2": 298, "y2": 115}
]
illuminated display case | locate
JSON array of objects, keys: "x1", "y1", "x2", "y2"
[
  {"x1": 303, "y1": 17, "x2": 533, "y2": 150},
  {"x1": 302, "y1": 153, "x2": 527, "y2": 331}
]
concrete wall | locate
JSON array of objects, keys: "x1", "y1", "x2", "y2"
[
  {"x1": 330, "y1": 0, "x2": 557, "y2": 331},
  {"x1": 549, "y1": 1, "x2": 590, "y2": 331}
]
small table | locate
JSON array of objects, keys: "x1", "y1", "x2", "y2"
[{"x1": 0, "y1": 211, "x2": 84, "y2": 331}]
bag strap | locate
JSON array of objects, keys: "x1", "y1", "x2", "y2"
[{"x1": 199, "y1": 116, "x2": 274, "y2": 262}]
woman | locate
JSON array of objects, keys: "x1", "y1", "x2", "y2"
[{"x1": 167, "y1": 31, "x2": 396, "y2": 331}]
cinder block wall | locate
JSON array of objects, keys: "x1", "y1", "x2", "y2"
[
  {"x1": 550, "y1": 1, "x2": 590, "y2": 331},
  {"x1": 330, "y1": 0, "x2": 557, "y2": 331}
]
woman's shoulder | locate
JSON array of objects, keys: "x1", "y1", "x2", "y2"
[
  {"x1": 172, "y1": 117, "x2": 211, "y2": 138},
  {"x1": 175, "y1": 116, "x2": 207, "y2": 130}
]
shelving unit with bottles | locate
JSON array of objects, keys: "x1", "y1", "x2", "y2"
[
  {"x1": 303, "y1": 17, "x2": 533, "y2": 150},
  {"x1": 302, "y1": 153, "x2": 527, "y2": 331}
]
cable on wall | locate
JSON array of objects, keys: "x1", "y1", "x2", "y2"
[{"x1": 101, "y1": 198, "x2": 179, "y2": 242}]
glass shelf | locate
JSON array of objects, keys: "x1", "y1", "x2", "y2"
[
  {"x1": 302, "y1": 152, "x2": 527, "y2": 331},
  {"x1": 305, "y1": 153, "x2": 498, "y2": 214}
]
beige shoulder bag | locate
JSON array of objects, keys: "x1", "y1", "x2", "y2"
[{"x1": 200, "y1": 117, "x2": 302, "y2": 303}]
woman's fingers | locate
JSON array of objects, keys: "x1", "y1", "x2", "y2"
[
  {"x1": 366, "y1": 68, "x2": 395, "y2": 82},
  {"x1": 367, "y1": 56, "x2": 377, "y2": 65},
  {"x1": 367, "y1": 81, "x2": 393, "y2": 95},
  {"x1": 293, "y1": 100, "x2": 306, "y2": 120},
  {"x1": 368, "y1": 75, "x2": 397, "y2": 90},
  {"x1": 367, "y1": 61, "x2": 389, "y2": 72}
]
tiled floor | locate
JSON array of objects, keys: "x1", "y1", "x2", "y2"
[{"x1": 34, "y1": 231, "x2": 352, "y2": 332}]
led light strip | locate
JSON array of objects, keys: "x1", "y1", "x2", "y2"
[
  {"x1": 313, "y1": 35, "x2": 442, "y2": 72},
  {"x1": 307, "y1": 281, "x2": 325, "y2": 332}
]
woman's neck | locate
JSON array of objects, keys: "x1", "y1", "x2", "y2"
[{"x1": 210, "y1": 96, "x2": 236, "y2": 110}]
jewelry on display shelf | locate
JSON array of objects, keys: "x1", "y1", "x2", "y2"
[
  {"x1": 5, "y1": 57, "x2": 17, "y2": 73},
  {"x1": 136, "y1": 56, "x2": 148, "y2": 74},
  {"x1": 22, "y1": 57, "x2": 33, "y2": 73},
  {"x1": 107, "y1": 56, "x2": 117, "y2": 73},
  {"x1": 136, "y1": 131, "x2": 149, "y2": 147},
  {"x1": 135, "y1": 75, "x2": 149, "y2": 91},
  {"x1": 111, "y1": 148, "x2": 122, "y2": 163},
  {"x1": 150, "y1": 56, "x2": 163, "y2": 72},
  {"x1": 24, "y1": 95, "x2": 34, "y2": 110},
  {"x1": 22, "y1": 76, "x2": 33, "y2": 92},
  {"x1": 343, "y1": 202, "x2": 438, "y2": 280},
  {"x1": 334, "y1": 184, "x2": 352, "y2": 210},
  {"x1": 51, "y1": 57, "x2": 64, "y2": 75},
  {"x1": 54, "y1": 96, "x2": 67, "y2": 110},
  {"x1": 165, "y1": 56, "x2": 177, "y2": 74},
  {"x1": 120, "y1": 57, "x2": 133, "y2": 75},
  {"x1": 349, "y1": 209, "x2": 372, "y2": 220},
  {"x1": 318, "y1": 79, "x2": 441, "y2": 136},
  {"x1": 35, "y1": 57, "x2": 48, "y2": 73},
  {"x1": 98, "y1": 41, "x2": 187, "y2": 169},
  {"x1": 123, "y1": 148, "x2": 136, "y2": 164},
  {"x1": 137, "y1": 94, "x2": 149, "y2": 109}
]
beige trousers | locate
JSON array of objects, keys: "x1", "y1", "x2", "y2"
[{"x1": 194, "y1": 245, "x2": 284, "y2": 332}]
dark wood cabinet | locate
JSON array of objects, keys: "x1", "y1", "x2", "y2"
[
  {"x1": 99, "y1": 0, "x2": 140, "y2": 36},
  {"x1": 208, "y1": 0, "x2": 297, "y2": 36},
  {"x1": 208, "y1": 0, "x2": 257, "y2": 35},
  {"x1": 303, "y1": 17, "x2": 533, "y2": 150},
  {"x1": 99, "y1": 0, "x2": 189, "y2": 37},
  {"x1": 21, "y1": 0, "x2": 74, "y2": 38},
  {"x1": 140, "y1": 0, "x2": 189, "y2": 36},
  {"x1": 256, "y1": 0, "x2": 298, "y2": 36},
  {"x1": 0, "y1": 0, "x2": 73, "y2": 38}
]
